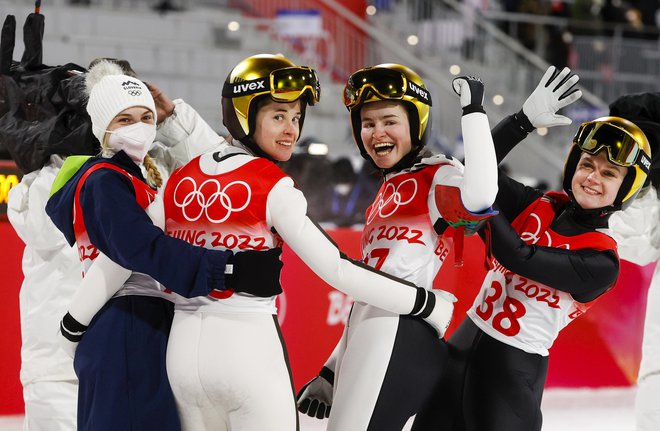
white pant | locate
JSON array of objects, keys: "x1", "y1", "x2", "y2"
[
  {"x1": 329, "y1": 306, "x2": 401, "y2": 431},
  {"x1": 166, "y1": 310, "x2": 298, "y2": 431},
  {"x1": 637, "y1": 267, "x2": 660, "y2": 431},
  {"x1": 22, "y1": 380, "x2": 77, "y2": 431}
]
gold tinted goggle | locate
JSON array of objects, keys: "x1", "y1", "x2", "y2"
[
  {"x1": 574, "y1": 121, "x2": 650, "y2": 172},
  {"x1": 343, "y1": 67, "x2": 432, "y2": 109},
  {"x1": 222, "y1": 66, "x2": 320, "y2": 105}
]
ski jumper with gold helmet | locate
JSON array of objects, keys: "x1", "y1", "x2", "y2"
[
  {"x1": 298, "y1": 64, "x2": 499, "y2": 430},
  {"x1": 424, "y1": 114, "x2": 652, "y2": 431},
  {"x1": 164, "y1": 55, "x2": 459, "y2": 431}
]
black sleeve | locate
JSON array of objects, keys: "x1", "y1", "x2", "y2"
[
  {"x1": 487, "y1": 213, "x2": 620, "y2": 302},
  {"x1": 495, "y1": 170, "x2": 543, "y2": 222},
  {"x1": 491, "y1": 113, "x2": 533, "y2": 164},
  {"x1": 80, "y1": 169, "x2": 231, "y2": 298}
]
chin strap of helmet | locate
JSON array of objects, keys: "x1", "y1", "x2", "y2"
[{"x1": 237, "y1": 135, "x2": 277, "y2": 162}]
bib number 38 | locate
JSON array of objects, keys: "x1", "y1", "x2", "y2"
[{"x1": 475, "y1": 280, "x2": 526, "y2": 336}]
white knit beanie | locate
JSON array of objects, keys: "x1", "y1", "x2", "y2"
[{"x1": 85, "y1": 61, "x2": 156, "y2": 144}]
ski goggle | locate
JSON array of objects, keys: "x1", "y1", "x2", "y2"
[
  {"x1": 574, "y1": 121, "x2": 651, "y2": 172},
  {"x1": 343, "y1": 67, "x2": 432, "y2": 109},
  {"x1": 222, "y1": 66, "x2": 320, "y2": 105}
]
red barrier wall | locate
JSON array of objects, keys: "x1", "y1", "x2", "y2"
[
  {"x1": 1, "y1": 223, "x2": 655, "y2": 415},
  {"x1": 279, "y1": 229, "x2": 655, "y2": 392},
  {"x1": 0, "y1": 222, "x2": 25, "y2": 414}
]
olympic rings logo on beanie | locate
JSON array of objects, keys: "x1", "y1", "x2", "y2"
[
  {"x1": 85, "y1": 61, "x2": 156, "y2": 145},
  {"x1": 122, "y1": 79, "x2": 144, "y2": 96}
]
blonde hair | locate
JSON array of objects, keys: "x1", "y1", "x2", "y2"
[{"x1": 143, "y1": 155, "x2": 163, "y2": 188}]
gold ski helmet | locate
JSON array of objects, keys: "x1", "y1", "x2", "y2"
[
  {"x1": 563, "y1": 116, "x2": 652, "y2": 210},
  {"x1": 221, "y1": 54, "x2": 321, "y2": 143},
  {"x1": 343, "y1": 64, "x2": 432, "y2": 162}
]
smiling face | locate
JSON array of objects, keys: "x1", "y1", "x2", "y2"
[
  {"x1": 106, "y1": 106, "x2": 155, "y2": 132},
  {"x1": 571, "y1": 150, "x2": 627, "y2": 209},
  {"x1": 252, "y1": 99, "x2": 302, "y2": 162},
  {"x1": 359, "y1": 100, "x2": 412, "y2": 169}
]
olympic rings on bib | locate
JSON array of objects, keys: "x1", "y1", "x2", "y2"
[
  {"x1": 172, "y1": 177, "x2": 251, "y2": 223},
  {"x1": 366, "y1": 178, "x2": 418, "y2": 224}
]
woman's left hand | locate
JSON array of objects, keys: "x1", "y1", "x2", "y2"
[{"x1": 146, "y1": 82, "x2": 175, "y2": 125}]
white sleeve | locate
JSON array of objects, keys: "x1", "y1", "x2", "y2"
[
  {"x1": 67, "y1": 252, "x2": 132, "y2": 326},
  {"x1": 7, "y1": 158, "x2": 69, "y2": 253},
  {"x1": 155, "y1": 99, "x2": 227, "y2": 164},
  {"x1": 428, "y1": 162, "x2": 463, "y2": 222},
  {"x1": 609, "y1": 187, "x2": 660, "y2": 266},
  {"x1": 457, "y1": 111, "x2": 498, "y2": 212},
  {"x1": 268, "y1": 179, "x2": 418, "y2": 314}
]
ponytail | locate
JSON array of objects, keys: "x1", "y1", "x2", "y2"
[{"x1": 143, "y1": 154, "x2": 163, "y2": 188}]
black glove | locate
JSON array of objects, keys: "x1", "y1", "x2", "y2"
[
  {"x1": 223, "y1": 248, "x2": 283, "y2": 297},
  {"x1": 297, "y1": 366, "x2": 334, "y2": 419},
  {"x1": 452, "y1": 75, "x2": 485, "y2": 115}
]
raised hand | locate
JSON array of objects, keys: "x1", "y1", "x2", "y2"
[
  {"x1": 522, "y1": 66, "x2": 582, "y2": 129},
  {"x1": 145, "y1": 81, "x2": 175, "y2": 125},
  {"x1": 452, "y1": 75, "x2": 485, "y2": 115}
]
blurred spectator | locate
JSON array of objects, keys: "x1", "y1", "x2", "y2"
[
  {"x1": 461, "y1": 0, "x2": 487, "y2": 62},
  {"x1": 517, "y1": 0, "x2": 546, "y2": 51},
  {"x1": 326, "y1": 157, "x2": 360, "y2": 227},
  {"x1": 281, "y1": 147, "x2": 384, "y2": 227},
  {"x1": 546, "y1": 1, "x2": 572, "y2": 68},
  {"x1": 499, "y1": 0, "x2": 523, "y2": 36},
  {"x1": 280, "y1": 137, "x2": 334, "y2": 222},
  {"x1": 348, "y1": 160, "x2": 384, "y2": 225},
  {"x1": 153, "y1": 1, "x2": 184, "y2": 14},
  {"x1": 570, "y1": 0, "x2": 606, "y2": 36}
]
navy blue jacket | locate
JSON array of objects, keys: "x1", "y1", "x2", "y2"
[{"x1": 46, "y1": 150, "x2": 230, "y2": 298}]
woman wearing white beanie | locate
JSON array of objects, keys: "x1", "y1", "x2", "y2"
[{"x1": 45, "y1": 61, "x2": 284, "y2": 431}]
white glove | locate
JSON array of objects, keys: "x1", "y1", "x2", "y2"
[
  {"x1": 58, "y1": 312, "x2": 88, "y2": 359},
  {"x1": 452, "y1": 75, "x2": 485, "y2": 114},
  {"x1": 296, "y1": 367, "x2": 334, "y2": 419},
  {"x1": 58, "y1": 331, "x2": 78, "y2": 359},
  {"x1": 58, "y1": 253, "x2": 132, "y2": 358},
  {"x1": 522, "y1": 66, "x2": 582, "y2": 129},
  {"x1": 422, "y1": 289, "x2": 457, "y2": 338}
]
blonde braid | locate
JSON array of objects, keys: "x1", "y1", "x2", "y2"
[{"x1": 143, "y1": 155, "x2": 163, "y2": 188}]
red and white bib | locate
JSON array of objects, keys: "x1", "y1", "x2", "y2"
[
  {"x1": 361, "y1": 164, "x2": 454, "y2": 289},
  {"x1": 468, "y1": 192, "x2": 618, "y2": 355},
  {"x1": 164, "y1": 154, "x2": 286, "y2": 309},
  {"x1": 73, "y1": 163, "x2": 156, "y2": 274}
]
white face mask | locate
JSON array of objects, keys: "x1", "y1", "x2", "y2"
[{"x1": 106, "y1": 122, "x2": 157, "y2": 163}]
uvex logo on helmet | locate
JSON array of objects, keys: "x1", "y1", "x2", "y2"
[
  {"x1": 233, "y1": 80, "x2": 267, "y2": 94},
  {"x1": 641, "y1": 153, "x2": 651, "y2": 171},
  {"x1": 408, "y1": 82, "x2": 429, "y2": 103},
  {"x1": 121, "y1": 80, "x2": 143, "y2": 96}
]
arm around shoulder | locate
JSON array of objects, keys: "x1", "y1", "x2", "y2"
[{"x1": 156, "y1": 99, "x2": 226, "y2": 164}]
